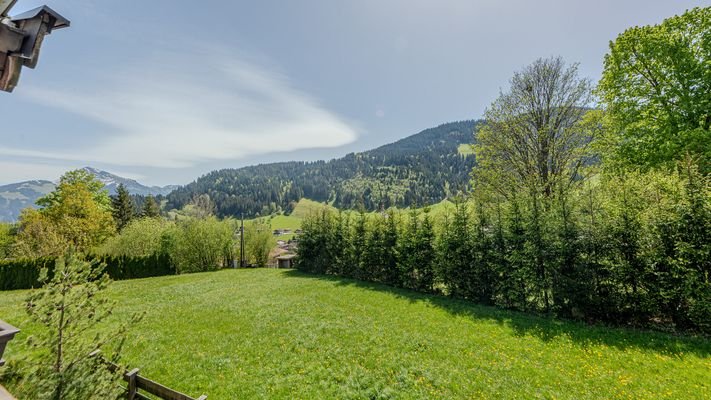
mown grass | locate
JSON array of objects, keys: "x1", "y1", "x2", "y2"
[{"x1": 2, "y1": 269, "x2": 708, "y2": 399}]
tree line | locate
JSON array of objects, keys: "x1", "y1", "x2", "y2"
[
  {"x1": 0, "y1": 172, "x2": 274, "y2": 272},
  {"x1": 296, "y1": 163, "x2": 709, "y2": 333},
  {"x1": 296, "y1": 8, "x2": 710, "y2": 334}
]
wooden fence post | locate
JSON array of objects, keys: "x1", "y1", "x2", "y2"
[{"x1": 125, "y1": 368, "x2": 140, "y2": 400}]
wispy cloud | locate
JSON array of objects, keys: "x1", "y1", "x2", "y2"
[
  {"x1": 6, "y1": 45, "x2": 357, "y2": 169},
  {"x1": 0, "y1": 160, "x2": 73, "y2": 183}
]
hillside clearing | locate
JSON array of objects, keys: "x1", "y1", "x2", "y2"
[
  {"x1": 255, "y1": 198, "x2": 457, "y2": 236},
  {"x1": 0, "y1": 269, "x2": 708, "y2": 399},
  {"x1": 457, "y1": 143, "x2": 475, "y2": 155}
]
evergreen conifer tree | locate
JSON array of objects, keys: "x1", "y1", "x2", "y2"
[
  {"x1": 414, "y1": 209, "x2": 436, "y2": 292},
  {"x1": 142, "y1": 195, "x2": 161, "y2": 218},
  {"x1": 111, "y1": 183, "x2": 135, "y2": 231},
  {"x1": 19, "y1": 253, "x2": 142, "y2": 399}
]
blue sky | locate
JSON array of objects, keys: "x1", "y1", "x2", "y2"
[{"x1": 0, "y1": 0, "x2": 706, "y2": 185}]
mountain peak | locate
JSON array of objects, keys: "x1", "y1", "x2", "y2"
[{"x1": 0, "y1": 169, "x2": 178, "y2": 222}]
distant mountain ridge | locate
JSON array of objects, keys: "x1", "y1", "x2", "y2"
[
  {"x1": 0, "y1": 180, "x2": 55, "y2": 222},
  {"x1": 81, "y1": 167, "x2": 179, "y2": 197},
  {"x1": 1, "y1": 120, "x2": 480, "y2": 222},
  {"x1": 166, "y1": 120, "x2": 481, "y2": 218},
  {"x1": 0, "y1": 168, "x2": 177, "y2": 222}
]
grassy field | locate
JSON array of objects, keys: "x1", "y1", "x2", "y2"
[
  {"x1": 457, "y1": 143, "x2": 475, "y2": 156},
  {"x1": 255, "y1": 199, "x2": 332, "y2": 242},
  {"x1": 1, "y1": 269, "x2": 709, "y2": 399},
  {"x1": 258, "y1": 198, "x2": 456, "y2": 236}
]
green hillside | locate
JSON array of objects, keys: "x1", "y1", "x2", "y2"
[
  {"x1": 253, "y1": 198, "x2": 454, "y2": 236},
  {"x1": 0, "y1": 180, "x2": 55, "y2": 222},
  {"x1": 166, "y1": 120, "x2": 481, "y2": 218},
  {"x1": 1, "y1": 270, "x2": 707, "y2": 399}
]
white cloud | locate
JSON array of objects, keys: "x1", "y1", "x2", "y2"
[
  {"x1": 0, "y1": 160, "x2": 71, "y2": 184},
  {"x1": 5, "y1": 46, "x2": 358, "y2": 169}
]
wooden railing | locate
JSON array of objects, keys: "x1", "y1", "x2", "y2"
[
  {"x1": 1, "y1": 324, "x2": 206, "y2": 400},
  {"x1": 0, "y1": 320, "x2": 19, "y2": 367},
  {"x1": 92, "y1": 351, "x2": 208, "y2": 400},
  {"x1": 124, "y1": 367, "x2": 207, "y2": 400},
  {"x1": 0, "y1": 320, "x2": 19, "y2": 400}
]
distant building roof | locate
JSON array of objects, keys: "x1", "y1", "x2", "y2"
[{"x1": 276, "y1": 254, "x2": 297, "y2": 260}]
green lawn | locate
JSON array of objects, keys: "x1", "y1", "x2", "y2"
[{"x1": 1, "y1": 269, "x2": 709, "y2": 399}]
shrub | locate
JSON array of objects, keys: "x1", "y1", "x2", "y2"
[
  {"x1": 97, "y1": 217, "x2": 172, "y2": 258},
  {"x1": 167, "y1": 217, "x2": 235, "y2": 273}
]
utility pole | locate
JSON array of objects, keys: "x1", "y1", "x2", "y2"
[{"x1": 239, "y1": 214, "x2": 245, "y2": 268}]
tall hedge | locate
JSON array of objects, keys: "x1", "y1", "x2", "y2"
[
  {"x1": 0, "y1": 254, "x2": 176, "y2": 291},
  {"x1": 294, "y1": 165, "x2": 711, "y2": 334},
  {"x1": 0, "y1": 257, "x2": 56, "y2": 290}
]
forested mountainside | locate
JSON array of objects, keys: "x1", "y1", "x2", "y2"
[{"x1": 166, "y1": 120, "x2": 481, "y2": 218}]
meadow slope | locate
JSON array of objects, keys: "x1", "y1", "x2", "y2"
[{"x1": 0, "y1": 269, "x2": 709, "y2": 399}]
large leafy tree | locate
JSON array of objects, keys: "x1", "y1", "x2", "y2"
[
  {"x1": 0, "y1": 223, "x2": 15, "y2": 259},
  {"x1": 243, "y1": 220, "x2": 271, "y2": 268},
  {"x1": 98, "y1": 217, "x2": 171, "y2": 258},
  {"x1": 167, "y1": 217, "x2": 235, "y2": 272},
  {"x1": 474, "y1": 57, "x2": 597, "y2": 198},
  {"x1": 37, "y1": 169, "x2": 111, "y2": 211},
  {"x1": 15, "y1": 170, "x2": 115, "y2": 256},
  {"x1": 598, "y1": 7, "x2": 710, "y2": 172},
  {"x1": 12, "y1": 209, "x2": 68, "y2": 258}
]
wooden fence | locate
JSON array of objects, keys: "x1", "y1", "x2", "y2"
[
  {"x1": 92, "y1": 350, "x2": 207, "y2": 400},
  {"x1": 0, "y1": 320, "x2": 19, "y2": 400},
  {"x1": 0, "y1": 320, "x2": 19, "y2": 367},
  {"x1": 123, "y1": 367, "x2": 207, "y2": 400}
]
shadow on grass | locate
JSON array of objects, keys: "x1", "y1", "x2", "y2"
[{"x1": 281, "y1": 269, "x2": 711, "y2": 358}]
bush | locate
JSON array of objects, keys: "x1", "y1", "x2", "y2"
[
  {"x1": 244, "y1": 220, "x2": 272, "y2": 267},
  {"x1": 167, "y1": 217, "x2": 235, "y2": 273},
  {"x1": 97, "y1": 217, "x2": 172, "y2": 257}
]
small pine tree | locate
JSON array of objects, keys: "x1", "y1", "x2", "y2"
[
  {"x1": 414, "y1": 209, "x2": 436, "y2": 292},
  {"x1": 381, "y1": 211, "x2": 400, "y2": 286},
  {"x1": 142, "y1": 195, "x2": 161, "y2": 218},
  {"x1": 19, "y1": 253, "x2": 142, "y2": 399},
  {"x1": 111, "y1": 183, "x2": 135, "y2": 231},
  {"x1": 363, "y1": 216, "x2": 383, "y2": 281},
  {"x1": 438, "y1": 199, "x2": 475, "y2": 299},
  {"x1": 397, "y1": 208, "x2": 418, "y2": 290},
  {"x1": 351, "y1": 211, "x2": 368, "y2": 280}
]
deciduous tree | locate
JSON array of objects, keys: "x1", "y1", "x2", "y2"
[
  {"x1": 598, "y1": 7, "x2": 711, "y2": 172},
  {"x1": 474, "y1": 57, "x2": 596, "y2": 198},
  {"x1": 14, "y1": 170, "x2": 115, "y2": 256}
]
